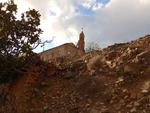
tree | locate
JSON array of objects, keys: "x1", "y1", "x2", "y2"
[
  {"x1": 85, "y1": 42, "x2": 101, "y2": 52},
  {"x1": 0, "y1": 0, "x2": 43, "y2": 56},
  {"x1": 0, "y1": 0, "x2": 48, "y2": 83}
]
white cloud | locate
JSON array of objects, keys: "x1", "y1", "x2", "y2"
[
  {"x1": 82, "y1": 3, "x2": 92, "y2": 8},
  {"x1": 93, "y1": 0, "x2": 150, "y2": 46},
  {"x1": 1, "y1": 0, "x2": 150, "y2": 52},
  {"x1": 77, "y1": 0, "x2": 96, "y2": 8},
  {"x1": 92, "y1": 3, "x2": 104, "y2": 11}
]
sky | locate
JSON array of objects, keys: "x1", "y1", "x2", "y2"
[{"x1": 1, "y1": 0, "x2": 150, "y2": 53}]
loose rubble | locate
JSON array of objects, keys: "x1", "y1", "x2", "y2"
[{"x1": 1, "y1": 35, "x2": 150, "y2": 112}]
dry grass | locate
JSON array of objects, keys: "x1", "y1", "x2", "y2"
[
  {"x1": 77, "y1": 75, "x2": 98, "y2": 95},
  {"x1": 87, "y1": 55, "x2": 103, "y2": 70},
  {"x1": 142, "y1": 80, "x2": 150, "y2": 91}
]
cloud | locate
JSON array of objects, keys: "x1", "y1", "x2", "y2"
[
  {"x1": 1, "y1": 0, "x2": 150, "y2": 52},
  {"x1": 87, "y1": 0, "x2": 150, "y2": 47},
  {"x1": 82, "y1": 0, "x2": 96, "y2": 8},
  {"x1": 75, "y1": 0, "x2": 96, "y2": 8},
  {"x1": 92, "y1": 3, "x2": 104, "y2": 11},
  {"x1": 139, "y1": 0, "x2": 150, "y2": 4}
]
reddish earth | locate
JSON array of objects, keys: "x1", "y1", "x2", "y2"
[{"x1": 1, "y1": 35, "x2": 150, "y2": 113}]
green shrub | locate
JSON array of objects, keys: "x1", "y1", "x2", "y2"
[{"x1": 0, "y1": 0, "x2": 43, "y2": 83}]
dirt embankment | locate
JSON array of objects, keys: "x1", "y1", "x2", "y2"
[{"x1": 1, "y1": 35, "x2": 150, "y2": 113}]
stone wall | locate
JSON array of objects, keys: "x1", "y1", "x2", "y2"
[
  {"x1": 39, "y1": 43, "x2": 84, "y2": 61},
  {"x1": 39, "y1": 31, "x2": 85, "y2": 61}
]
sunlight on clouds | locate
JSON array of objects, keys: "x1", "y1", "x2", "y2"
[
  {"x1": 40, "y1": 22, "x2": 55, "y2": 40},
  {"x1": 0, "y1": 0, "x2": 32, "y2": 20},
  {"x1": 48, "y1": 0, "x2": 75, "y2": 18},
  {"x1": 68, "y1": 27, "x2": 78, "y2": 36},
  {"x1": 49, "y1": 1, "x2": 61, "y2": 16},
  {"x1": 15, "y1": 0, "x2": 32, "y2": 20},
  {"x1": 53, "y1": 32, "x2": 67, "y2": 47},
  {"x1": 67, "y1": 27, "x2": 79, "y2": 43}
]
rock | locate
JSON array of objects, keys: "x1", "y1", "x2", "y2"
[
  {"x1": 51, "y1": 102, "x2": 55, "y2": 105},
  {"x1": 137, "y1": 93, "x2": 144, "y2": 100},
  {"x1": 106, "y1": 61, "x2": 111, "y2": 65},
  {"x1": 42, "y1": 92, "x2": 46, "y2": 95},
  {"x1": 124, "y1": 95, "x2": 128, "y2": 99},
  {"x1": 141, "y1": 90, "x2": 149, "y2": 95},
  {"x1": 101, "y1": 108, "x2": 108, "y2": 112},
  {"x1": 6, "y1": 95, "x2": 10, "y2": 100},
  {"x1": 99, "y1": 68, "x2": 103, "y2": 72},
  {"x1": 79, "y1": 97, "x2": 83, "y2": 100},
  {"x1": 134, "y1": 102, "x2": 140, "y2": 107},
  {"x1": 116, "y1": 66, "x2": 120, "y2": 71},
  {"x1": 136, "y1": 50, "x2": 149, "y2": 58},
  {"x1": 48, "y1": 63, "x2": 53, "y2": 68},
  {"x1": 104, "y1": 84, "x2": 108, "y2": 86},
  {"x1": 88, "y1": 98, "x2": 92, "y2": 103},
  {"x1": 126, "y1": 99, "x2": 131, "y2": 102},
  {"x1": 86, "y1": 103, "x2": 90, "y2": 107},
  {"x1": 34, "y1": 88, "x2": 39, "y2": 92},
  {"x1": 142, "y1": 109, "x2": 147, "y2": 113},
  {"x1": 124, "y1": 65, "x2": 132, "y2": 73},
  {"x1": 84, "y1": 95, "x2": 89, "y2": 97},
  {"x1": 44, "y1": 106, "x2": 48, "y2": 109},
  {"x1": 122, "y1": 89, "x2": 127, "y2": 93},
  {"x1": 110, "y1": 100, "x2": 114, "y2": 104},
  {"x1": 147, "y1": 95, "x2": 150, "y2": 102},
  {"x1": 126, "y1": 104, "x2": 133, "y2": 108},
  {"x1": 137, "y1": 97, "x2": 147, "y2": 103},
  {"x1": 25, "y1": 92, "x2": 32, "y2": 96},
  {"x1": 33, "y1": 77, "x2": 38, "y2": 80},
  {"x1": 119, "y1": 77, "x2": 124, "y2": 82},
  {"x1": 117, "y1": 59, "x2": 123, "y2": 65},
  {"x1": 130, "y1": 108, "x2": 136, "y2": 112},
  {"x1": 96, "y1": 102, "x2": 104, "y2": 106},
  {"x1": 119, "y1": 99, "x2": 125, "y2": 106},
  {"x1": 116, "y1": 105, "x2": 121, "y2": 110},
  {"x1": 130, "y1": 93, "x2": 137, "y2": 99},
  {"x1": 41, "y1": 82, "x2": 46, "y2": 86},
  {"x1": 90, "y1": 109, "x2": 101, "y2": 113},
  {"x1": 87, "y1": 108, "x2": 91, "y2": 111},
  {"x1": 145, "y1": 103, "x2": 150, "y2": 111},
  {"x1": 115, "y1": 84, "x2": 118, "y2": 87}
]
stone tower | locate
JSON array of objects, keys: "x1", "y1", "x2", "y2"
[{"x1": 77, "y1": 31, "x2": 85, "y2": 52}]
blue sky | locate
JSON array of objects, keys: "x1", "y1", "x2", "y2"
[{"x1": 1, "y1": 0, "x2": 150, "y2": 53}]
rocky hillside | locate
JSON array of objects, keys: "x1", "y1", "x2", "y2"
[{"x1": 1, "y1": 35, "x2": 150, "y2": 113}]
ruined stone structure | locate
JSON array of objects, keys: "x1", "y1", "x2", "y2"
[{"x1": 39, "y1": 31, "x2": 85, "y2": 61}]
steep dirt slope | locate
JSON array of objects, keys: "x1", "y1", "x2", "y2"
[{"x1": 1, "y1": 35, "x2": 150, "y2": 113}]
